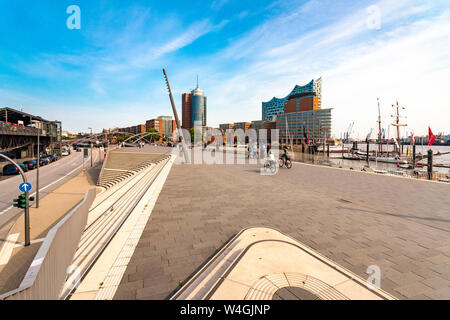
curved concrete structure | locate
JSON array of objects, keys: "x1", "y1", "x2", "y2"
[{"x1": 171, "y1": 227, "x2": 396, "y2": 300}]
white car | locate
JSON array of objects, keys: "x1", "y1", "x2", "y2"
[{"x1": 61, "y1": 150, "x2": 69, "y2": 156}]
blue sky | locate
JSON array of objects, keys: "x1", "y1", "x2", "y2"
[{"x1": 0, "y1": 0, "x2": 449, "y2": 137}]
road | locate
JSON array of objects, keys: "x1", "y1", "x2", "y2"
[{"x1": 0, "y1": 149, "x2": 99, "y2": 232}]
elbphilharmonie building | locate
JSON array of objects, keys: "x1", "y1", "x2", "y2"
[{"x1": 262, "y1": 78, "x2": 322, "y2": 121}]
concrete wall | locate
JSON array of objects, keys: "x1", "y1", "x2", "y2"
[{"x1": 0, "y1": 188, "x2": 96, "y2": 300}]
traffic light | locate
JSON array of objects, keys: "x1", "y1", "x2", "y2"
[{"x1": 13, "y1": 193, "x2": 27, "y2": 209}]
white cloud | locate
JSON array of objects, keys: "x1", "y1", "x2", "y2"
[
  {"x1": 4, "y1": 0, "x2": 449, "y2": 136},
  {"x1": 200, "y1": 0, "x2": 450, "y2": 137},
  {"x1": 211, "y1": 0, "x2": 230, "y2": 11}
]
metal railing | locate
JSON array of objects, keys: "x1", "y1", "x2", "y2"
[
  {"x1": 0, "y1": 121, "x2": 47, "y2": 137},
  {"x1": 0, "y1": 188, "x2": 96, "y2": 300}
]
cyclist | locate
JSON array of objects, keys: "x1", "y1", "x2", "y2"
[{"x1": 281, "y1": 145, "x2": 289, "y2": 165}]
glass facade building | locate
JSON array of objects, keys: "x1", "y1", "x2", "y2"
[
  {"x1": 262, "y1": 78, "x2": 322, "y2": 121},
  {"x1": 183, "y1": 85, "x2": 207, "y2": 129},
  {"x1": 276, "y1": 108, "x2": 332, "y2": 144},
  {"x1": 192, "y1": 87, "x2": 207, "y2": 126}
]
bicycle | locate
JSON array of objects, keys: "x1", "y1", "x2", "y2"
[
  {"x1": 279, "y1": 156, "x2": 292, "y2": 169},
  {"x1": 263, "y1": 158, "x2": 277, "y2": 174}
]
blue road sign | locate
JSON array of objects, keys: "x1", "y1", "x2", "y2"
[{"x1": 19, "y1": 182, "x2": 32, "y2": 193}]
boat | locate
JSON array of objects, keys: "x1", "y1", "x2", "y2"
[
  {"x1": 342, "y1": 154, "x2": 361, "y2": 160},
  {"x1": 317, "y1": 135, "x2": 349, "y2": 154},
  {"x1": 369, "y1": 155, "x2": 408, "y2": 164},
  {"x1": 317, "y1": 145, "x2": 349, "y2": 153}
]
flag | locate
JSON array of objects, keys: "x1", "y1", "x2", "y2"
[
  {"x1": 411, "y1": 132, "x2": 414, "y2": 145},
  {"x1": 428, "y1": 127, "x2": 436, "y2": 146}
]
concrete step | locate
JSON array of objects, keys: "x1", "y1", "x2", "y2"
[
  {"x1": 60, "y1": 156, "x2": 170, "y2": 299},
  {"x1": 96, "y1": 153, "x2": 170, "y2": 189}
]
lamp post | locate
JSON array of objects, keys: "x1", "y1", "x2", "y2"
[
  {"x1": 88, "y1": 127, "x2": 93, "y2": 167},
  {"x1": 31, "y1": 120, "x2": 40, "y2": 208}
]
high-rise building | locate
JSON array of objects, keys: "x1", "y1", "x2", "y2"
[
  {"x1": 284, "y1": 92, "x2": 320, "y2": 113},
  {"x1": 262, "y1": 78, "x2": 322, "y2": 121},
  {"x1": 264, "y1": 77, "x2": 332, "y2": 144},
  {"x1": 182, "y1": 93, "x2": 192, "y2": 130},
  {"x1": 182, "y1": 79, "x2": 207, "y2": 130}
]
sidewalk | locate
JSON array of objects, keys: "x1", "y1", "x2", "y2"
[
  {"x1": 111, "y1": 161, "x2": 449, "y2": 300},
  {"x1": 0, "y1": 167, "x2": 100, "y2": 295}
]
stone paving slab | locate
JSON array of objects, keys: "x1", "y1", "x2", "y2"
[{"x1": 113, "y1": 161, "x2": 450, "y2": 300}]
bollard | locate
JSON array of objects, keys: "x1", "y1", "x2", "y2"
[
  {"x1": 366, "y1": 141, "x2": 369, "y2": 164},
  {"x1": 427, "y1": 149, "x2": 433, "y2": 180}
]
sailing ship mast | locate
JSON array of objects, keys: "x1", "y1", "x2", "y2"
[
  {"x1": 377, "y1": 99, "x2": 382, "y2": 153},
  {"x1": 391, "y1": 101, "x2": 407, "y2": 155},
  {"x1": 285, "y1": 117, "x2": 293, "y2": 151}
]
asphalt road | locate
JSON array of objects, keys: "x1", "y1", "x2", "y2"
[{"x1": 0, "y1": 150, "x2": 99, "y2": 232}]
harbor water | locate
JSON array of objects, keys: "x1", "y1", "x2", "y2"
[{"x1": 329, "y1": 144, "x2": 450, "y2": 174}]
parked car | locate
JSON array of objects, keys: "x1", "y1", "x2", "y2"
[
  {"x1": 48, "y1": 155, "x2": 58, "y2": 162},
  {"x1": 2, "y1": 164, "x2": 19, "y2": 175},
  {"x1": 22, "y1": 160, "x2": 37, "y2": 170},
  {"x1": 19, "y1": 163, "x2": 29, "y2": 172},
  {"x1": 38, "y1": 158, "x2": 47, "y2": 166},
  {"x1": 2, "y1": 163, "x2": 27, "y2": 175},
  {"x1": 61, "y1": 150, "x2": 69, "y2": 156},
  {"x1": 41, "y1": 157, "x2": 51, "y2": 165}
]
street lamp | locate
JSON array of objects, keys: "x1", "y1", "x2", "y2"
[
  {"x1": 31, "y1": 120, "x2": 41, "y2": 208},
  {"x1": 88, "y1": 127, "x2": 93, "y2": 167}
]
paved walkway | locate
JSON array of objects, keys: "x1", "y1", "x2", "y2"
[
  {"x1": 0, "y1": 166, "x2": 99, "y2": 295},
  {"x1": 112, "y1": 161, "x2": 450, "y2": 300},
  {"x1": 172, "y1": 227, "x2": 396, "y2": 300}
]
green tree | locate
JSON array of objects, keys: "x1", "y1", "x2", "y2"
[
  {"x1": 117, "y1": 135, "x2": 130, "y2": 143},
  {"x1": 189, "y1": 128, "x2": 203, "y2": 143},
  {"x1": 146, "y1": 128, "x2": 161, "y2": 142}
]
